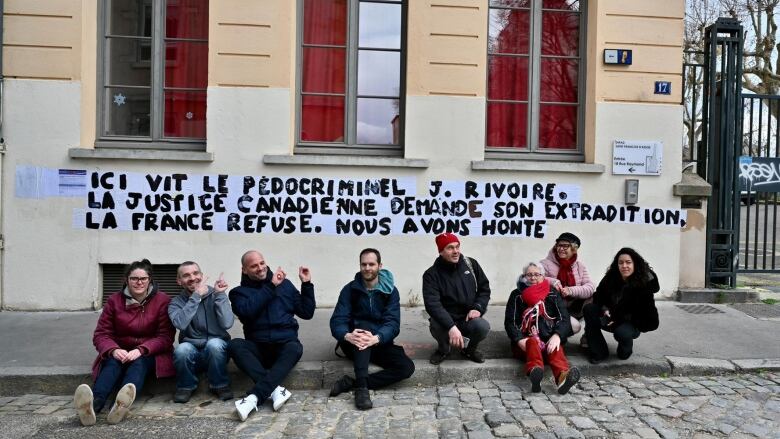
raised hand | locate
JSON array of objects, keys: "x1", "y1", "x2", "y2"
[
  {"x1": 195, "y1": 275, "x2": 210, "y2": 296},
  {"x1": 214, "y1": 272, "x2": 228, "y2": 293},
  {"x1": 299, "y1": 266, "x2": 311, "y2": 283},
  {"x1": 272, "y1": 267, "x2": 286, "y2": 286}
]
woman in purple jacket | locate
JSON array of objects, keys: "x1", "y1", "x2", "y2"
[
  {"x1": 73, "y1": 259, "x2": 175, "y2": 426},
  {"x1": 540, "y1": 233, "x2": 595, "y2": 342}
]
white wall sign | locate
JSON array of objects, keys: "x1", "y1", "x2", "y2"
[{"x1": 612, "y1": 140, "x2": 663, "y2": 176}]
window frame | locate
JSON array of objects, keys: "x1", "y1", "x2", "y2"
[
  {"x1": 485, "y1": 0, "x2": 587, "y2": 161},
  {"x1": 295, "y1": 0, "x2": 408, "y2": 157},
  {"x1": 96, "y1": 0, "x2": 207, "y2": 151}
]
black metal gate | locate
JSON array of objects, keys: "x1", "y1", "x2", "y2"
[
  {"x1": 739, "y1": 94, "x2": 780, "y2": 273},
  {"x1": 685, "y1": 18, "x2": 780, "y2": 285},
  {"x1": 687, "y1": 18, "x2": 744, "y2": 287}
]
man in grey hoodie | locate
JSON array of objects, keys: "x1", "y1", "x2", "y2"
[
  {"x1": 328, "y1": 248, "x2": 415, "y2": 410},
  {"x1": 168, "y1": 261, "x2": 234, "y2": 403}
]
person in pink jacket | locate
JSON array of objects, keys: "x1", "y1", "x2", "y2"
[
  {"x1": 540, "y1": 233, "x2": 595, "y2": 341},
  {"x1": 73, "y1": 259, "x2": 175, "y2": 426}
]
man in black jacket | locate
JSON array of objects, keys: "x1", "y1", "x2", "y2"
[{"x1": 423, "y1": 233, "x2": 491, "y2": 364}]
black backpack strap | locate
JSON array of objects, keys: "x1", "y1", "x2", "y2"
[{"x1": 463, "y1": 255, "x2": 478, "y2": 289}]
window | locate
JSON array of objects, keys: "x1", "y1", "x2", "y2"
[
  {"x1": 101, "y1": 264, "x2": 179, "y2": 306},
  {"x1": 487, "y1": 0, "x2": 584, "y2": 159},
  {"x1": 297, "y1": 0, "x2": 406, "y2": 156},
  {"x1": 98, "y1": 0, "x2": 208, "y2": 149}
]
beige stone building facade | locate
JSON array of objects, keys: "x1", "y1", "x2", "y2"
[{"x1": 0, "y1": 0, "x2": 698, "y2": 310}]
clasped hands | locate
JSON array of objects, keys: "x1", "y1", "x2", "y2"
[
  {"x1": 345, "y1": 328, "x2": 379, "y2": 351},
  {"x1": 112, "y1": 348, "x2": 142, "y2": 363}
]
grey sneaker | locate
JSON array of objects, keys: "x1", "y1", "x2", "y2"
[{"x1": 173, "y1": 388, "x2": 193, "y2": 403}]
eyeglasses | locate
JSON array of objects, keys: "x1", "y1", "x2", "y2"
[
  {"x1": 524, "y1": 273, "x2": 543, "y2": 278},
  {"x1": 556, "y1": 243, "x2": 572, "y2": 249},
  {"x1": 129, "y1": 276, "x2": 150, "y2": 283}
]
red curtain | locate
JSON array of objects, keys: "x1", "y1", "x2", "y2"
[
  {"x1": 487, "y1": 8, "x2": 530, "y2": 148},
  {"x1": 300, "y1": 0, "x2": 347, "y2": 142},
  {"x1": 487, "y1": 4, "x2": 579, "y2": 150},
  {"x1": 164, "y1": 0, "x2": 208, "y2": 139}
]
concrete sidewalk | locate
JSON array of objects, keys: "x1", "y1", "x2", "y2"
[{"x1": 1, "y1": 302, "x2": 779, "y2": 396}]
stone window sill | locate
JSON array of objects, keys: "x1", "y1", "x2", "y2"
[
  {"x1": 263, "y1": 154, "x2": 429, "y2": 169},
  {"x1": 472, "y1": 159, "x2": 605, "y2": 173},
  {"x1": 69, "y1": 148, "x2": 214, "y2": 162}
]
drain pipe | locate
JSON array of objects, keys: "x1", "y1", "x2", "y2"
[{"x1": 0, "y1": 0, "x2": 6, "y2": 311}]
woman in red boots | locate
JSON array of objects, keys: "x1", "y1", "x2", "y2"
[{"x1": 504, "y1": 261, "x2": 580, "y2": 394}]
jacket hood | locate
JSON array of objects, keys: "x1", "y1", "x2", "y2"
[
  {"x1": 352, "y1": 268, "x2": 395, "y2": 295},
  {"x1": 375, "y1": 269, "x2": 395, "y2": 295},
  {"x1": 122, "y1": 281, "x2": 159, "y2": 302}
]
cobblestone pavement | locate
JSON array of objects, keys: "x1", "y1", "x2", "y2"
[{"x1": 0, "y1": 372, "x2": 779, "y2": 438}]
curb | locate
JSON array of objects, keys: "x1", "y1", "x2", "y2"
[
  {"x1": 666, "y1": 356, "x2": 780, "y2": 375},
  {"x1": 3, "y1": 356, "x2": 778, "y2": 397}
]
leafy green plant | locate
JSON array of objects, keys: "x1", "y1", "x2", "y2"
[{"x1": 761, "y1": 298, "x2": 779, "y2": 305}]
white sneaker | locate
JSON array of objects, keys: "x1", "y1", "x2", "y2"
[
  {"x1": 106, "y1": 383, "x2": 136, "y2": 425},
  {"x1": 270, "y1": 386, "x2": 291, "y2": 411},
  {"x1": 234, "y1": 394, "x2": 258, "y2": 422},
  {"x1": 73, "y1": 384, "x2": 96, "y2": 426}
]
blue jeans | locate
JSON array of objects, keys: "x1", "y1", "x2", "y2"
[
  {"x1": 228, "y1": 338, "x2": 302, "y2": 401},
  {"x1": 173, "y1": 339, "x2": 231, "y2": 391},
  {"x1": 93, "y1": 355, "x2": 155, "y2": 412}
]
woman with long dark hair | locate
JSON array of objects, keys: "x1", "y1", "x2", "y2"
[
  {"x1": 73, "y1": 259, "x2": 175, "y2": 426},
  {"x1": 583, "y1": 248, "x2": 659, "y2": 363}
]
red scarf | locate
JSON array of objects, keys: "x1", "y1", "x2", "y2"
[
  {"x1": 555, "y1": 251, "x2": 577, "y2": 288},
  {"x1": 521, "y1": 278, "x2": 550, "y2": 306},
  {"x1": 519, "y1": 279, "x2": 553, "y2": 347}
]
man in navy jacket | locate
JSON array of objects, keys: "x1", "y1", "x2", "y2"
[
  {"x1": 229, "y1": 250, "x2": 315, "y2": 421},
  {"x1": 329, "y1": 248, "x2": 414, "y2": 410}
]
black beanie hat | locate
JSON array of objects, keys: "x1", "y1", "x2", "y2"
[{"x1": 556, "y1": 232, "x2": 581, "y2": 247}]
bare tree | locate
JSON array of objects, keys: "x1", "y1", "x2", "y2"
[{"x1": 684, "y1": 0, "x2": 780, "y2": 160}]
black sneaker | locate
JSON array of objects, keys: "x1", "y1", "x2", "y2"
[
  {"x1": 429, "y1": 350, "x2": 449, "y2": 365},
  {"x1": 329, "y1": 375, "x2": 355, "y2": 397},
  {"x1": 462, "y1": 348, "x2": 485, "y2": 363},
  {"x1": 213, "y1": 386, "x2": 234, "y2": 401},
  {"x1": 354, "y1": 387, "x2": 373, "y2": 410},
  {"x1": 173, "y1": 388, "x2": 193, "y2": 403},
  {"x1": 557, "y1": 367, "x2": 580, "y2": 395},
  {"x1": 529, "y1": 367, "x2": 543, "y2": 393}
]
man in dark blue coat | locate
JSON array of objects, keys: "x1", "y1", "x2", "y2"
[
  {"x1": 229, "y1": 250, "x2": 315, "y2": 421},
  {"x1": 329, "y1": 248, "x2": 415, "y2": 410}
]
